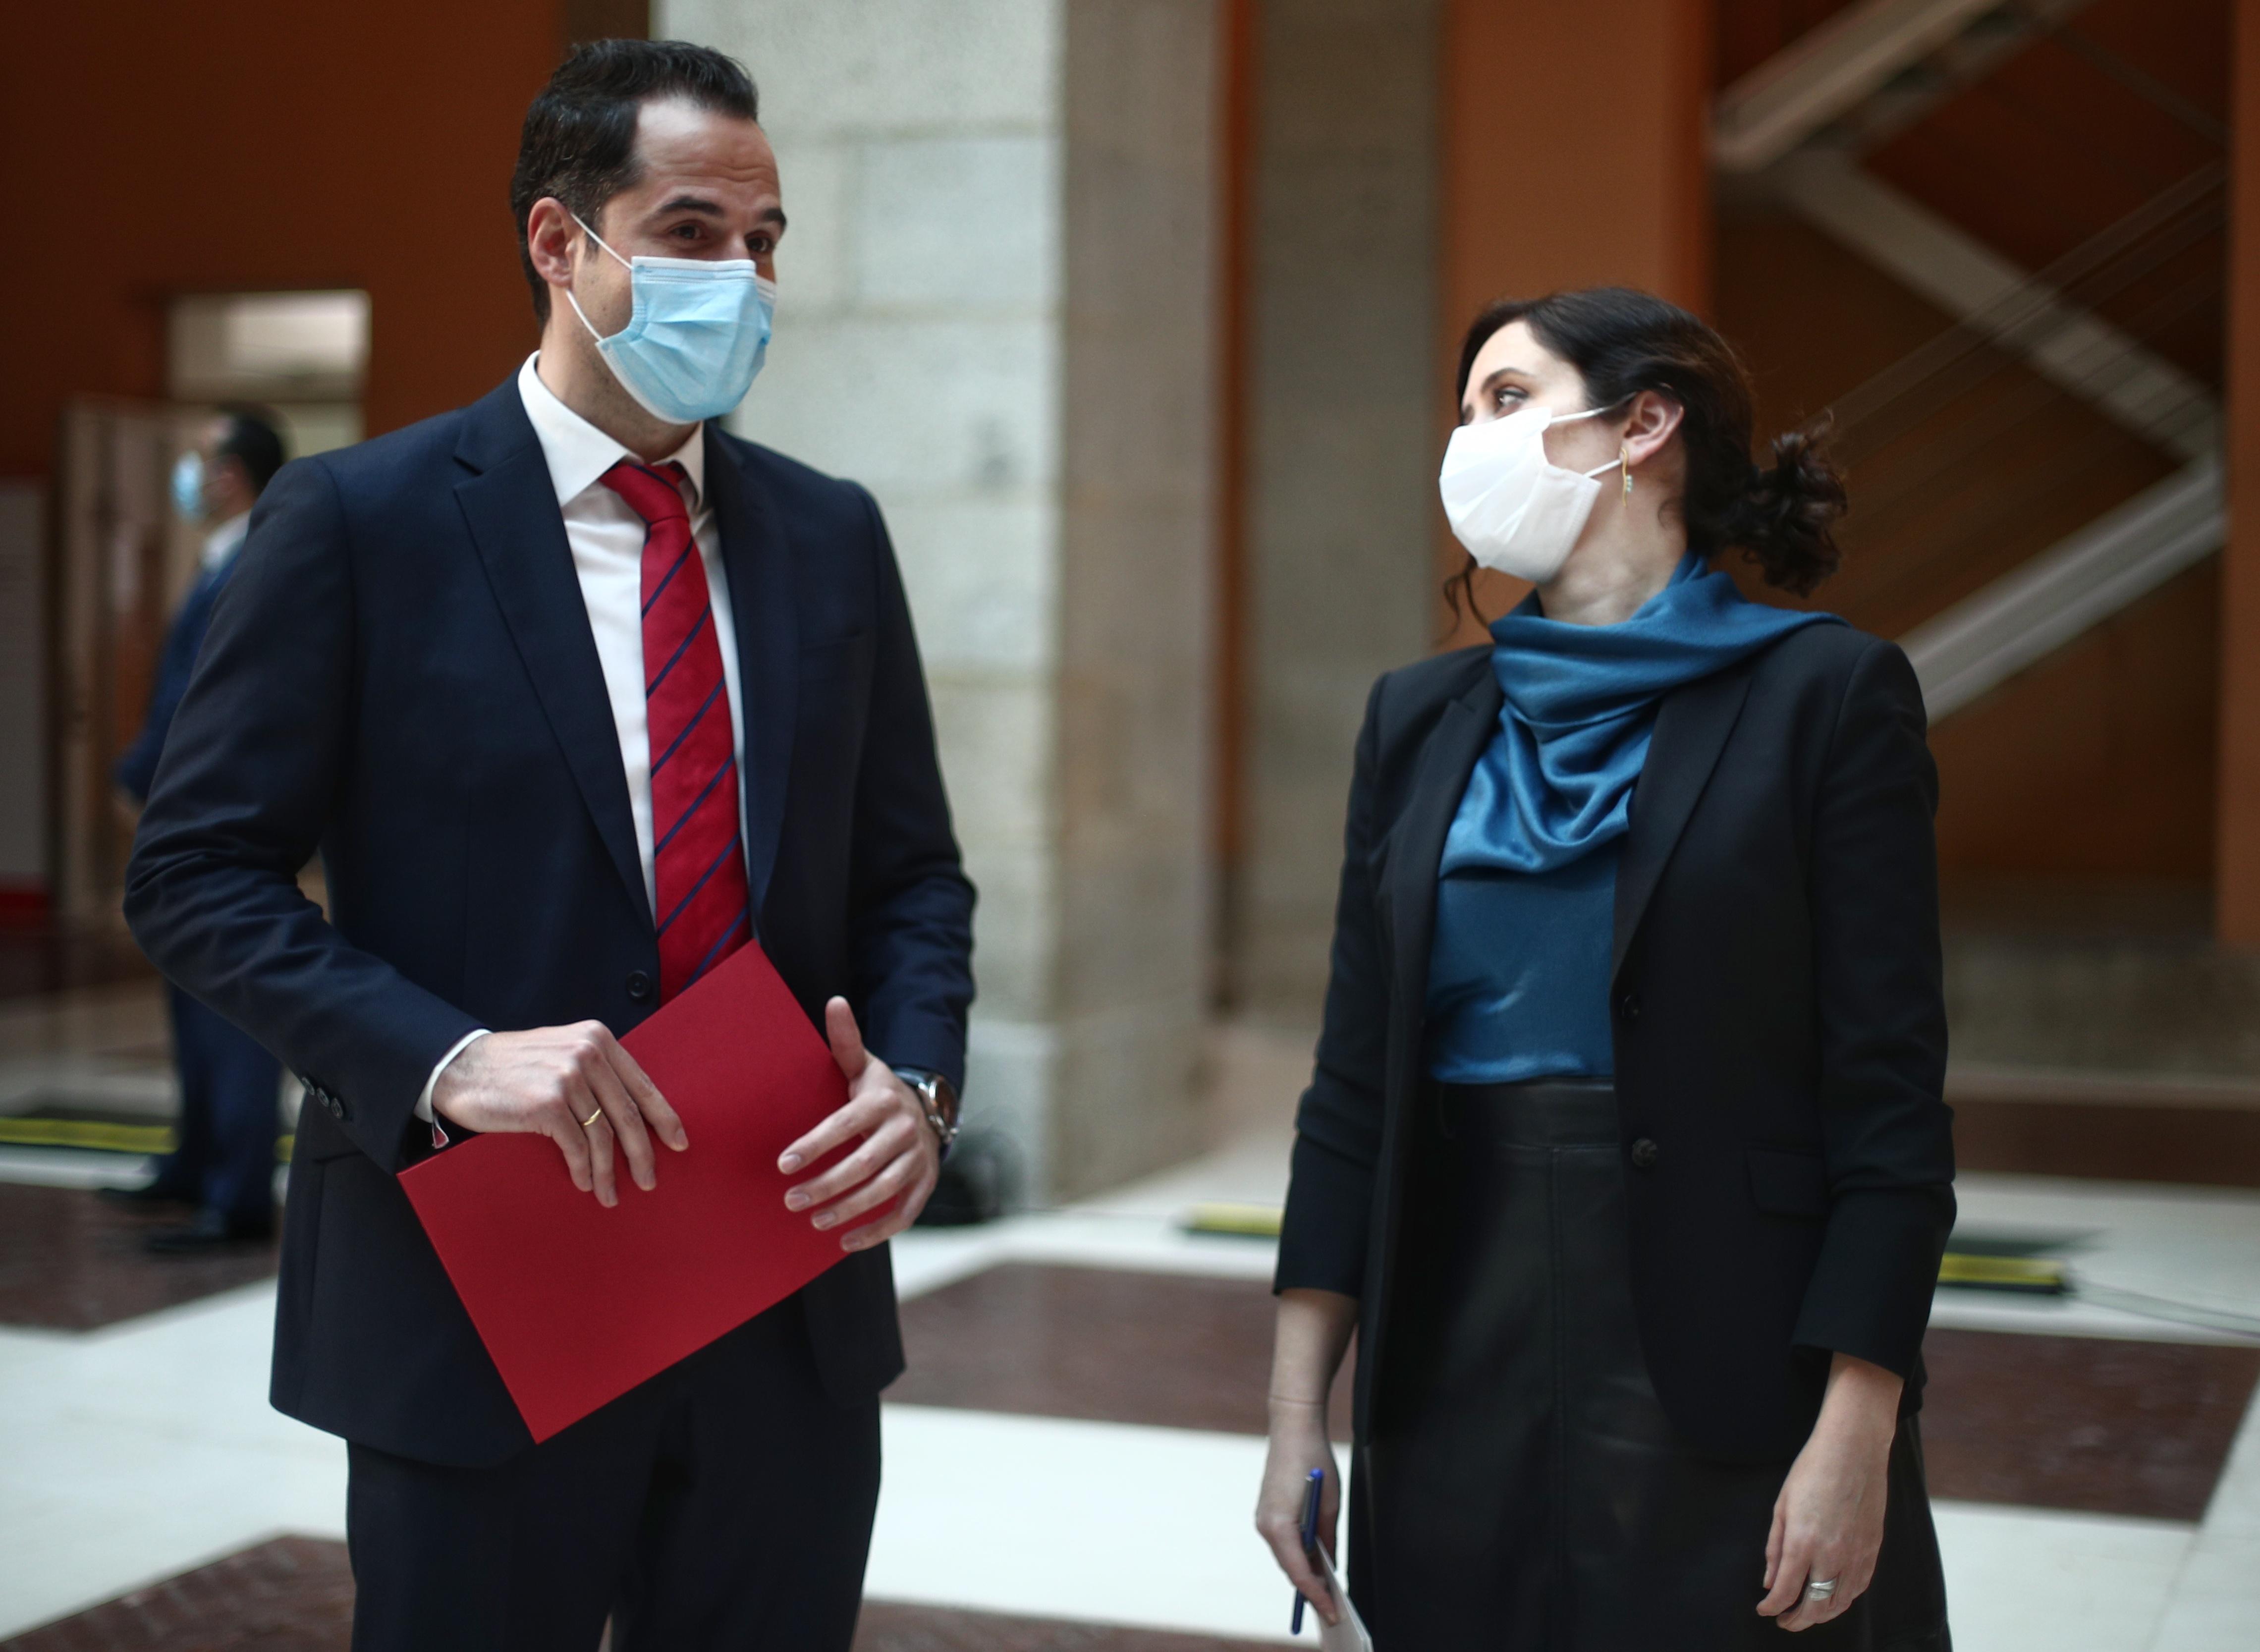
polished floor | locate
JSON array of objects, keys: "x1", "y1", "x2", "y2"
[
  {"x1": 3, "y1": 987, "x2": 2259, "y2": 1649},
  {"x1": 0, "y1": 1537, "x2": 1280, "y2": 1652}
]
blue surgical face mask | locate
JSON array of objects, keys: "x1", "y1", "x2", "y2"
[
  {"x1": 566, "y1": 215, "x2": 775, "y2": 425},
  {"x1": 170, "y1": 452, "x2": 206, "y2": 524}
]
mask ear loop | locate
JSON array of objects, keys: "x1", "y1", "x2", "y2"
[
  {"x1": 1567, "y1": 397, "x2": 1639, "y2": 501},
  {"x1": 561, "y1": 213, "x2": 638, "y2": 347}
]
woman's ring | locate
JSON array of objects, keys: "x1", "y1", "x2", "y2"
[
  {"x1": 581, "y1": 1107, "x2": 604, "y2": 1130},
  {"x1": 1805, "y1": 1578, "x2": 1839, "y2": 1600}
]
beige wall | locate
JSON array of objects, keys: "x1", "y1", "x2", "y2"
[
  {"x1": 1052, "y1": 0, "x2": 1221, "y2": 1191},
  {"x1": 663, "y1": 0, "x2": 1218, "y2": 1199},
  {"x1": 1229, "y1": 0, "x2": 1442, "y2": 1027}
]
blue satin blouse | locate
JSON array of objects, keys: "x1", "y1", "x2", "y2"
[{"x1": 1425, "y1": 555, "x2": 1839, "y2": 1083}]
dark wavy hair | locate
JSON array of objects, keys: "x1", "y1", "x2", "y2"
[
  {"x1": 510, "y1": 39, "x2": 762, "y2": 325},
  {"x1": 1448, "y1": 286, "x2": 1845, "y2": 617}
]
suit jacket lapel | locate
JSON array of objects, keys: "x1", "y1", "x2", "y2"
[
  {"x1": 453, "y1": 382, "x2": 652, "y2": 928},
  {"x1": 1387, "y1": 667, "x2": 1502, "y2": 1074},
  {"x1": 702, "y1": 427, "x2": 797, "y2": 917},
  {"x1": 1612, "y1": 663, "x2": 1753, "y2": 981}
]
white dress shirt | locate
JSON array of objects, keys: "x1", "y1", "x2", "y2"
[
  {"x1": 202, "y1": 511, "x2": 251, "y2": 572},
  {"x1": 416, "y1": 356, "x2": 748, "y2": 1122}
]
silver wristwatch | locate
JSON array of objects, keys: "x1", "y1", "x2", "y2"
[{"x1": 895, "y1": 1067, "x2": 960, "y2": 1153}]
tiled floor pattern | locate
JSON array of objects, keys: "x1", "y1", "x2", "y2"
[
  {"x1": 894, "y1": 1262, "x2": 1356, "y2": 1440},
  {"x1": 0, "y1": 1185, "x2": 276, "y2": 1331},
  {"x1": 894, "y1": 1262, "x2": 2260, "y2": 1523},
  {"x1": 0, "y1": 1537, "x2": 1281, "y2": 1652},
  {"x1": 1919, "y1": 1329, "x2": 2260, "y2": 1520},
  {"x1": 0, "y1": 1538, "x2": 353, "y2": 1652},
  {"x1": 3, "y1": 1129, "x2": 2260, "y2": 1647}
]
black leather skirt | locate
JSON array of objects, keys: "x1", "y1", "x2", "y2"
[{"x1": 1357, "y1": 1079, "x2": 1950, "y2": 1652}]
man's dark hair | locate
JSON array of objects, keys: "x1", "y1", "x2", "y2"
[
  {"x1": 215, "y1": 405, "x2": 288, "y2": 495},
  {"x1": 510, "y1": 39, "x2": 761, "y2": 325}
]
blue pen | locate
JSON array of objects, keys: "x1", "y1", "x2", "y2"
[{"x1": 1292, "y1": 1466, "x2": 1325, "y2": 1634}]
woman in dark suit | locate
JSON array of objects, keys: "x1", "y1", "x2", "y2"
[{"x1": 1255, "y1": 288, "x2": 1954, "y2": 1651}]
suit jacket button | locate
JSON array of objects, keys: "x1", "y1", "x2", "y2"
[
  {"x1": 626, "y1": 970, "x2": 654, "y2": 1003},
  {"x1": 1630, "y1": 1137, "x2": 1659, "y2": 1170},
  {"x1": 1618, "y1": 992, "x2": 1643, "y2": 1022}
]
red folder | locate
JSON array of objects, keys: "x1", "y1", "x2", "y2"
[{"x1": 401, "y1": 942, "x2": 852, "y2": 1442}]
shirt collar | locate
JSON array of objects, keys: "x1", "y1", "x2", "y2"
[
  {"x1": 515, "y1": 354, "x2": 707, "y2": 511},
  {"x1": 202, "y1": 512, "x2": 251, "y2": 570}
]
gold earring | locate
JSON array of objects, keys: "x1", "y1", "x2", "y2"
[{"x1": 1621, "y1": 443, "x2": 1634, "y2": 502}]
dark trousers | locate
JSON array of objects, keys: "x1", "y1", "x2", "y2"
[
  {"x1": 150, "y1": 983, "x2": 280, "y2": 1224},
  {"x1": 345, "y1": 1297, "x2": 882, "y2": 1652}
]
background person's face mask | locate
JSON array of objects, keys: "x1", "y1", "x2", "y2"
[
  {"x1": 567, "y1": 215, "x2": 775, "y2": 425},
  {"x1": 1438, "y1": 403, "x2": 1624, "y2": 584},
  {"x1": 170, "y1": 452, "x2": 206, "y2": 525}
]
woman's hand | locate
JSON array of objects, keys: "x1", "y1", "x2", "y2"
[
  {"x1": 1256, "y1": 1287, "x2": 1360, "y2": 1626},
  {"x1": 1257, "y1": 1398, "x2": 1343, "y2": 1624},
  {"x1": 1760, "y1": 1352, "x2": 1903, "y2": 1632}
]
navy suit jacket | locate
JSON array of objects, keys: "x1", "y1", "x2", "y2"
[
  {"x1": 124, "y1": 377, "x2": 977, "y2": 1466},
  {"x1": 115, "y1": 539, "x2": 246, "y2": 804}
]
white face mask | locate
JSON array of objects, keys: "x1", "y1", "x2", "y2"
[{"x1": 1438, "y1": 403, "x2": 1625, "y2": 585}]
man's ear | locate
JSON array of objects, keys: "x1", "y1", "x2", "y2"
[
  {"x1": 525, "y1": 197, "x2": 582, "y2": 295},
  {"x1": 1623, "y1": 389, "x2": 1685, "y2": 466}
]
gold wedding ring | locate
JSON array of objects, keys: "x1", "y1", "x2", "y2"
[{"x1": 581, "y1": 1107, "x2": 604, "y2": 1130}]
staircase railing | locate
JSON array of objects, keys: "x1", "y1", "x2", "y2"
[
  {"x1": 1801, "y1": 166, "x2": 2226, "y2": 718},
  {"x1": 1900, "y1": 457, "x2": 2222, "y2": 719}
]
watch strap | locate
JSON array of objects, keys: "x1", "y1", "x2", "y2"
[{"x1": 893, "y1": 1066, "x2": 960, "y2": 1153}]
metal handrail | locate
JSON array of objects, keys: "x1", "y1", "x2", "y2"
[
  {"x1": 1825, "y1": 164, "x2": 2224, "y2": 457},
  {"x1": 1797, "y1": 168, "x2": 2225, "y2": 717}
]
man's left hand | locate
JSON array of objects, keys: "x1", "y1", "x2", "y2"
[{"x1": 778, "y1": 997, "x2": 940, "y2": 1251}]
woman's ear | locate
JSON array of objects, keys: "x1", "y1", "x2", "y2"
[{"x1": 1621, "y1": 389, "x2": 1685, "y2": 467}]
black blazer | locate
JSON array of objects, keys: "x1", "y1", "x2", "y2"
[
  {"x1": 1275, "y1": 623, "x2": 1954, "y2": 1460},
  {"x1": 124, "y1": 377, "x2": 976, "y2": 1467}
]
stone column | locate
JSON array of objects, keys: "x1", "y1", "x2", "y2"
[
  {"x1": 659, "y1": 0, "x2": 1217, "y2": 1199},
  {"x1": 1230, "y1": 0, "x2": 1442, "y2": 1025},
  {"x1": 2221, "y1": 0, "x2": 2260, "y2": 946}
]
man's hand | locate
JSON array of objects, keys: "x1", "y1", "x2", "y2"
[
  {"x1": 777, "y1": 998, "x2": 940, "y2": 1251},
  {"x1": 430, "y1": 1024, "x2": 688, "y2": 1208}
]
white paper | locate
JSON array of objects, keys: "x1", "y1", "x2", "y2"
[{"x1": 1314, "y1": 1546, "x2": 1373, "y2": 1652}]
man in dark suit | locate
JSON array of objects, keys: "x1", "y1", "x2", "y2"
[
  {"x1": 124, "y1": 40, "x2": 975, "y2": 1652},
  {"x1": 112, "y1": 407, "x2": 287, "y2": 1254}
]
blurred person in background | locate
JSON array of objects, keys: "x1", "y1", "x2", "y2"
[
  {"x1": 109, "y1": 407, "x2": 288, "y2": 1255},
  {"x1": 1256, "y1": 288, "x2": 1955, "y2": 1649},
  {"x1": 123, "y1": 39, "x2": 972, "y2": 1652}
]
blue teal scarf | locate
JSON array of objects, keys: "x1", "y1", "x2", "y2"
[{"x1": 1441, "y1": 555, "x2": 1841, "y2": 878}]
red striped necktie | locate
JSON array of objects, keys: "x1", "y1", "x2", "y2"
[{"x1": 601, "y1": 459, "x2": 752, "y2": 1001}]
